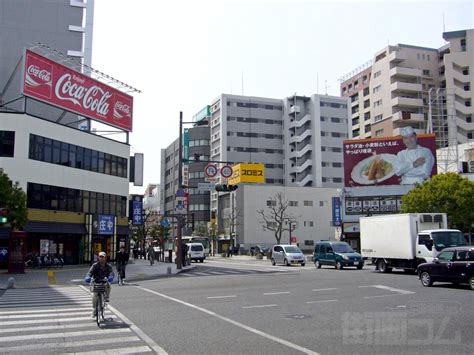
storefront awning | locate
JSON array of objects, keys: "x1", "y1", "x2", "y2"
[{"x1": 25, "y1": 221, "x2": 87, "y2": 234}]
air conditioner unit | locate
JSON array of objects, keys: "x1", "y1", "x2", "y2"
[{"x1": 469, "y1": 160, "x2": 474, "y2": 173}]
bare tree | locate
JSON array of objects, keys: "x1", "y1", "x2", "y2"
[{"x1": 257, "y1": 192, "x2": 293, "y2": 244}]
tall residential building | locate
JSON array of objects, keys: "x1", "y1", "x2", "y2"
[{"x1": 340, "y1": 28, "x2": 474, "y2": 147}]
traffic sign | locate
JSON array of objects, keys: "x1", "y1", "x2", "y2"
[
  {"x1": 176, "y1": 188, "x2": 186, "y2": 197},
  {"x1": 198, "y1": 182, "x2": 214, "y2": 191},
  {"x1": 204, "y1": 164, "x2": 218, "y2": 178},
  {"x1": 161, "y1": 218, "x2": 170, "y2": 228},
  {"x1": 220, "y1": 165, "x2": 233, "y2": 178}
]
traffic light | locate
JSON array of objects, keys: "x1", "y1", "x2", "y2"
[
  {"x1": 215, "y1": 184, "x2": 238, "y2": 192},
  {"x1": 0, "y1": 208, "x2": 9, "y2": 225}
]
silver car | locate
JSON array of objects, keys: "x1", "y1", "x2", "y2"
[{"x1": 271, "y1": 244, "x2": 306, "y2": 266}]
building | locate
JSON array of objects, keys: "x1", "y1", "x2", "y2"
[
  {"x1": 161, "y1": 93, "x2": 350, "y2": 248},
  {"x1": 0, "y1": 0, "x2": 135, "y2": 265},
  {"x1": 340, "y1": 28, "x2": 474, "y2": 148},
  {"x1": 143, "y1": 183, "x2": 160, "y2": 213}
]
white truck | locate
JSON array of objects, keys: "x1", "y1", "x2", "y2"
[{"x1": 360, "y1": 213, "x2": 466, "y2": 272}]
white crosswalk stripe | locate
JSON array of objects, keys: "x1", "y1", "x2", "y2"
[{"x1": 0, "y1": 286, "x2": 159, "y2": 354}]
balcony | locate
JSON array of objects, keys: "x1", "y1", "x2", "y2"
[
  {"x1": 391, "y1": 81, "x2": 422, "y2": 93},
  {"x1": 390, "y1": 66, "x2": 422, "y2": 78},
  {"x1": 288, "y1": 129, "x2": 312, "y2": 144},
  {"x1": 391, "y1": 96, "x2": 423, "y2": 108},
  {"x1": 388, "y1": 50, "x2": 407, "y2": 63},
  {"x1": 288, "y1": 144, "x2": 312, "y2": 159},
  {"x1": 288, "y1": 114, "x2": 311, "y2": 129},
  {"x1": 392, "y1": 111, "x2": 425, "y2": 123}
]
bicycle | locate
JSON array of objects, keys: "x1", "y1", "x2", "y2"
[{"x1": 91, "y1": 278, "x2": 108, "y2": 327}]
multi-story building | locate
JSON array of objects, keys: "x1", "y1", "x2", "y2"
[
  {"x1": 340, "y1": 28, "x2": 474, "y2": 146},
  {"x1": 161, "y1": 93, "x2": 350, "y2": 249},
  {"x1": 0, "y1": 0, "x2": 134, "y2": 265},
  {"x1": 143, "y1": 183, "x2": 160, "y2": 213}
]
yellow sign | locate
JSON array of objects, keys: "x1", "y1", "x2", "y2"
[{"x1": 228, "y1": 163, "x2": 265, "y2": 184}]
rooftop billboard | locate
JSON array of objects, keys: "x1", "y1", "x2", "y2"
[
  {"x1": 343, "y1": 134, "x2": 437, "y2": 187},
  {"x1": 23, "y1": 50, "x2": 133, "y2": 132}
]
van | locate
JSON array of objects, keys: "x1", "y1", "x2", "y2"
[
  {"x1": 313, "y1": 241, "x2": 363, "y2": 270},
  {"x1": 186, "y1": 243, "x2": 205, "y2": 263},
  {"x1": 271, "y1": 245, "x2": 306, "y2": 266}
]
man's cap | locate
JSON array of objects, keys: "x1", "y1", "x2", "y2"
[
  {"x1": 400, "y1": 126, "x2": 416, "y2": 137},
  {"x1": 98, "y1": 252, "x2": 106, "y2": 257}
]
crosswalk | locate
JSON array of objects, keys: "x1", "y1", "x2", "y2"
[
  {"x1": 0, "y1": 286, "x2": 156, "y2": 354},
  {"x1": 179, "y1": 265, "x2": 306, "y2": 278}
]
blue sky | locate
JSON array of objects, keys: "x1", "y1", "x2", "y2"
[{"x1": 92, "y1": 0, "x2": 474, "y2": 191}]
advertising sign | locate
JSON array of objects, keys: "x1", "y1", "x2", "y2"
[
  {"x1": 332, "y1": 197, "x2": 342, "y2": 226},
  {"x1": 228, "y1": 163, "x2": 265, "y2": 185},
  {"x1": 23, "y1": 50, "x2": 133, "y2": 132},
  {"x1": 98, "y1": 215, "x2": 114, "y2": 235},
  {"x1": 132, "y1": 198, "x2": 143, "y2": 225},
  {"x1": 343, "y1": 134, "x2": 437, "y2": 187},
  {"x1": 344, "y1": 195, "x2": 403, "y2": 216}
]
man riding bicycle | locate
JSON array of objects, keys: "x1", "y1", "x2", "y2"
[
  {"x1": 116, "y1": 246, "x2": 129, "y2": 285},
  {"x1": 85, "y1": 251, "x2": 114, "y2": 318}
]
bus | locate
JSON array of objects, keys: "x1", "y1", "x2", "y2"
[{"x1": 182, "y1": 236, "x2": 210, "y2": 256}]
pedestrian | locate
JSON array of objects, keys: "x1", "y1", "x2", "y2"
[
  {"x1": 147, "y1": 244, "x2": 155, "y2": 265},
  {"x1": 115, "y1": 246, "x2": 129, "y2": 285}
]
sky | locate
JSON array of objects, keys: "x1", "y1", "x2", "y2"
[{"x1": 91, "y1": 0, "x2": 474, "y2": 194}]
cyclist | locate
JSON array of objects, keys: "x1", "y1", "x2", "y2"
[
  {"x1": 115, "y1": 245, "x2": 129, "y2": 285},
  {"x1": 85, "y1": 251, "x2": 114, "y2": 318}
]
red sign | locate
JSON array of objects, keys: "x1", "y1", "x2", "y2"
[
  {"x1": 23, "y1": 50, "x2": 133, "y2": 132},
  {"x1": 343, "y1": 134, "x2": 437, "y2": 187}
]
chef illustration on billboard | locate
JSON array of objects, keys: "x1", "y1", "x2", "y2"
[{"x1": 394, "y1": 126, "x2": 435, "y2": 185}]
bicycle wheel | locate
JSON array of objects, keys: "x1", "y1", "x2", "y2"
[{"x1": 96, "y1": 293, "x2": 103, "y2": 327}]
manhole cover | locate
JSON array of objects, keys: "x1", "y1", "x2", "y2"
[{"x1": 286, "y1": 314, "x2": 312, "y2": 320}]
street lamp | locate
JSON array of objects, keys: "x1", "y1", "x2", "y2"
[{"x1": 284, "y1": 219, "x2": 296, "y2": 245}]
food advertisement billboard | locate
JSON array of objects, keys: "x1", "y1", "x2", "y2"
[
  {"x1": 23, "y1": 50, "x2": 133, "y2": 132},
  {"x1": 343, "y1": 134, "x2": 437, "y2": 187}
]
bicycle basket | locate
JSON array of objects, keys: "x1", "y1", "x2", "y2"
[{"x1": 92, "y1": 283, "x2": 106, "y2": 293}]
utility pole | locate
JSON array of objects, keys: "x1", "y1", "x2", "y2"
[{"x1": 176, "y1": 111, "x2": 183, "y2": 269}]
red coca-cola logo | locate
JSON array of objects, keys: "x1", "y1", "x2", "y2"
[
  {"x1": 113, "y1": 101, "x2": 131, "y2": 119},
  {"x1": 27, "y1": 65, "x2": 51, "y2": 84}
]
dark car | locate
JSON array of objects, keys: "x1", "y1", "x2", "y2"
[
  {"x1": 250, "y1": 245, "x2": 269, "y2": 256},
  {"x1": 418, "y1": 246, "x2": 474, "y2": 290},
  {"x1": 313, "y1": 241, "x2": 363, "y2": 270}
]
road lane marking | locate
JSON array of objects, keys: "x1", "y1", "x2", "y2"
[
  {"x1": 358, "y1": 285, "x2": 415, "y2": 295},
  {"x1": 65, "y1": 346, "x2": 153, "y2": 354},
  {"x1": 311, "y1": 288, "x2": 338, "y2": 292},
  {"x1": 0, "y1": 336, "x2": 142, "y2": 353},
  {"x1": 136, "y1": 286, "x2": 319, "y2": 355},
  {"x1": 0, "y1": 316, "x2": 117, "y2": 326},
  {"x1": 242, "y1": 304, "x2": 278, "y2": 309},
  {"x1": 364, "y1": 294, "x2": 400, "y2": 299},
  {"x1": 78, "y1": 285, "x2": 168, "y2": 355},
  {"x1": 263, "y1": 291, "x2": 290, "y2": 295},
  {"x1": 0, "y1": 328, "x2": 131, "y2": 342},
  {"x1": 0, "y1": 307, "x2": 90, "y2": 315},
  {"x1": 0, "y1": 322, "x2": 94, "y2": 334},
  {"x1": 0, "y1": 311, "x2": 92, "y2": 319},
  {"x1": 207, "y1": 295, "x2": 237, "y2": 299},
  {"x1": 306, "y1": 299, "x2": 338, "y2": 304}
]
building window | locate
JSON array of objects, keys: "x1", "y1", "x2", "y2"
[
  {"x1": 373, "y1": 71, "x2": 381, "y2": 79},
  {"x1": 266, "y1": 200, "x2": 276, "y2": 207},
  {"x1": 372, "y1": 85, "x2": 381, "y2": 94},
  {"x1": 289, "y1": 201, "x2": 298, "y2": 207},
  {"x1": 0, "y1": 131, "x2": 15, "y2": 157},
  {"x1": 374, "y1": 114, "x2": 383, "y2": 122},
  {"x1": 304, "y1": 221, "x2": 314, "y2": 227},
  {"x1": 373, "y1": 99, "x2": 382, "y2": 108},
  {"x1": 423, "y1": 69, "x2": 431, "y2": 77},
  {"x1": 303, "y1": 200, "x2": 313, "y2": 206},
  {"x1": 375, "y1": 129, "x2": 384, "y2": 136}
]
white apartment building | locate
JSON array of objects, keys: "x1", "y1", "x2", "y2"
[{"x1": 341, "y1": 28, "x2": 474, "y2": 147}]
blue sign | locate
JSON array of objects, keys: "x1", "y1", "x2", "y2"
[
  {"x1": 98, "y1": 215, "x2": 114, "y2": 235},
  {"x1": 0, "y1": 247, "x2": 8, "y2": 263},
  {"x1": 132, "y1": 199, "x2": 143, "y2": 225},
  {"x1": 161, "y1": 218, "x2": 170, "y2": 228},
  {"x1": 332, "y1": 197, "x2": 342, "y2": 227}
]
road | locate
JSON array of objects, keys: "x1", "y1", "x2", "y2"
[{"x1": 1, "y1": 258, "x2": 472, "y2": 354}]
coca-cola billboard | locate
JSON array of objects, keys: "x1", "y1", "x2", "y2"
[{"x1": 23, "y1": 50, "x2": 133, "y2": 132}]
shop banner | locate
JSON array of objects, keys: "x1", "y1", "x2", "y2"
[
  {"x1": 98, "y1": 215, "x2": 114, "y2": 235},
  {"x1": 23, "y1": 50, "x2": 133, "y2": 132},
  {"x1": 332, "y1": 197, "x2": 342, "y2": 226},
  {"x1": 343, "y1": 134, "x2": 437, "y2": 187}
]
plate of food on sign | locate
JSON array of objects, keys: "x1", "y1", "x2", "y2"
[{"x1": 351, "y1": 154, "x2": 397, "y2": 185}]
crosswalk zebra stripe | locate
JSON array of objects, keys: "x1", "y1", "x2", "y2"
[
  {"x1": 64, "y1": 345, "x2": 153, "y2": 354},
  {"x1": 0, "y1": 321, "x2": 96, "y2": 334},
  {"x1": 0, "y1": 310, "x2": 93, "y2": 319},
  {"x1": 0, "y1": 327, "x2": 131, "y2": 342},
  {"x1": 0, "y1": 297, "x2": 91, "y2": 305},
  {"x1": 0, "y1": 315, "x2": 117, "y2": 326},
  {"x1": 0, "y1": 336, "x2": 142, "y2": 353},
  {"x1": 0, "y1": 307, "x2": 90, "y2": 315},
  {"x1": 0, "y1": 300, "x2": 91, "y2": 307}
]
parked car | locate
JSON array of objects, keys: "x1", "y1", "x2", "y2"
[
  {"x1": 418, "y1": 246, "x2": 474, "y2": 290},
  {"x1": 250, "y1": 245, "x2": 269, "y2": 256},
  {"x1": 313, "y1": 241, "x2": 364, "y2": 270},
  {"x1": 271, "y1": 245, "x2": 305, "y2": 266}
]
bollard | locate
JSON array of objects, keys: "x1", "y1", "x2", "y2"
[
  {"x1": 7, "y1": 277, "x2": 14, "y2": 289},
  {"x1": 167, "y1": 266, "x2": 171, "y2": 275}
]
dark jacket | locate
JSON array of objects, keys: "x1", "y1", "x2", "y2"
[
  {"x1": 87, "y1": 262, "x2": 113, "y2": 281},
  {"x1": 116, "y1": 251, "x2": 129, "y2": 265}
]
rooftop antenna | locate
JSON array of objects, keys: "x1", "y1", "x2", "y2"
[
  {"x1": 241, "y1": 71, "x2": 244, "y2": 95},
  {"x1": 317, "y1": 74, "x2": 319, "y2": 94},
  {"x1": 324, "y1": 80, "x2": 330, "y2": 95},
  {"x1": 442, "y1": 13, "x2": 446, "y2": 33}
]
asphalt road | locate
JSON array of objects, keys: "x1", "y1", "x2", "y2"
[{"x1": 109, "y1": 259, "x2": 473, "y2": 354}]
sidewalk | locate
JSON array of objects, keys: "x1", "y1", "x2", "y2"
[{"x1": 0, "y1": 258, "x2": 195, "y2": 289}]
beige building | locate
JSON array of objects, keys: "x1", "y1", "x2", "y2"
[{"x1": 341, "y1": 29, "x2": 474, "y2": 146}]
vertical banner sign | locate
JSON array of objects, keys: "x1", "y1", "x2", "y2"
[
  {"x1": 332, "y1": 197, "x2": 342, "y2": 226},
  {"x1": 23, "y1": 50, "x2": 134, "y2": 132},
  {"x1": 132, "y1": 197, "x2": 143, "y2": 225},
  {"x1": 98, "y1": 215, "x2": 114, "y2": 235}
]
